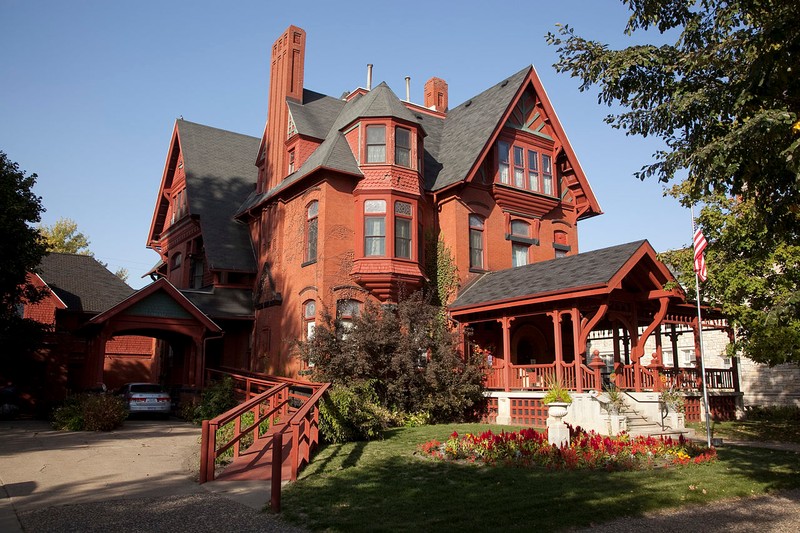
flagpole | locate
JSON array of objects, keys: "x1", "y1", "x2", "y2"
[{"x1": 691, "y1": 205, "x2": 713, "y2": 448}]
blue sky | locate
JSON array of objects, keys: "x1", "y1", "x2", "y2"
[{"x1": 1, "y1": 0, "x2": 691, "y2": 289}]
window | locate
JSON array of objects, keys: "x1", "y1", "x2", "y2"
[
  {"x1": 337, "y1": 299, "x2": 360, "y2": 334},
  {"x1": 510, "y1": 220, "x2": 530, "y2": 267},
  {"x1": 542, "y1": 154, "x2": 553, "y2": 195},
  {"x1": 190, "y1": 256, "x2": 205, "y2": 288},
  {"x1": 305, "y1": 201, "x2": 318, "y2": 263},
  {"x1": 513, "y1": 146, "x2": 525, "y2": 188},
  {"x1": 395, "y1": 201, "x2": 412, "y2": 259},
  {"x1": 498, "y1": 141, "x2": 510, "y2": 184},
  {"x1": 171, "y1": 252, "x2": 182, "y2": 269},
  {"x1": 364, "y1": 200, "x2": 386, "y2": 256},
  {"x1": 395, "y1": 127, "x2": 411, "y2": 167},
  {"x1": 288, "y1": 149, "x2": 296, "y2": 174},
  {"x1": 469, "y1": 214, "x2": 485, "y2": 269},
  {"x1": 366, "y1": 125, "x2": 386, "y2": 163},
  {"x1": 528, "y1": 150, "x2": 540, "y2": 192},
  {"x1": 304, "y1": 300, "x2": 316, "y2": 340},
  {"x1": 495, "y1": 141, "x2": 555, "y2": 196}
]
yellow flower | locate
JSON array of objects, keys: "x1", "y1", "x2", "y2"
[{"x1": 793, "y1": 120, "x2": 800, "y2": 133}]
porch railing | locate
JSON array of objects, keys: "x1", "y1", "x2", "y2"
[
  {"x1": 200, "y1": 368, "x2": 330, "y2": 512},
  {"x1": 485, "y1": 361, "x2": 737, "y2": 394}
]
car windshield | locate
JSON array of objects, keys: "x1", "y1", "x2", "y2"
[{"x1": 129, "y1": 384, "x2": 166, "y2": 394}]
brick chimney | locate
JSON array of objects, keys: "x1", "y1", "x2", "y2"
[
  {"x1": 424, "y1": 77, "x2": 448, "y2": 113},
  {"x1": 264, "y1": 25, "x2": 306, "y2": 191}
]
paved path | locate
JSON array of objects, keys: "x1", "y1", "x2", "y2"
[{"x1": 0, "y1": 419, "x2": 305, "y2": 532}]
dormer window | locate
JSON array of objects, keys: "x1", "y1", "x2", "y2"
[
  {"x1": 366, "y1": 125, "x2": 386, "y2": 163},
  {"x1": 497, "y1": 140, "x2": 555, "y2": 197},
  {"x1": 395, "y1": 127, "x2": 411, "y2": 168}
]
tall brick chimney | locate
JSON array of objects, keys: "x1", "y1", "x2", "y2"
[
  {"x1": 424, "y1": 77, "x2": 448, "y2": 113},
  {"x1": 264, "y1": 25, "x2": 306, "y2": 191}
]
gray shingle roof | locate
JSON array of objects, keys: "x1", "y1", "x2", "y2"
[
  {"x1": 37, "y1": 253, "x2": 135, "y2": 313},
  {"x1": 450, "y1": 241, "x2": 648, "y2": 310},
  {"x1": 178, "y1": 120, "x2": 260, "y2": 273},
  {"x1": 432, "y1": 66, "x2": 531, "y2": 191},
  {"x1": 288, "y1": 89, "x2": 346, "y2": 140},
  {"x1": 181, "y1": 287, "x2": 254, "y2": 319}
]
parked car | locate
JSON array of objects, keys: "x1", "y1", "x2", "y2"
[{"x1": 119, "y1": 383, "x2": 172, "y2": 416}]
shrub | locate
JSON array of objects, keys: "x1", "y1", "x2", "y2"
[
  {"x1": 296, "y1": 290, "x2": 486, "y2": 438},
  {"x1": 52, "y1": 393, "x2": 127, "y2": 431},
  {"x1": 745, "y1": 405, "x2": 800, "y2": 422},
  {"x1": 318, "y1": 382, "x2": 389, "y2": 443},
  {"x1": 187, "y1": 376, "x2": 238, "y2": 424}
]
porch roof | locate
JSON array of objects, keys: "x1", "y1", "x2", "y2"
[{"x1": 450, "y1": 240, "x2": 677, "y2": 315}]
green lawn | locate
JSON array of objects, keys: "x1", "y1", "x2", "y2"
[
  {"x1": 281, "y1": 424, "x2": 800, "y2": 532},
  {"x1": 689, "y1": 419, "x2": 800, "y2": 445}
]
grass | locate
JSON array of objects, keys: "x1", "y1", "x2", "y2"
[
  {"x1": 689, "y1": 419, "x2": 800, "y2": 444},
  {"x1": 280, "y1": 424, "x2": 800, "y2": 532}
]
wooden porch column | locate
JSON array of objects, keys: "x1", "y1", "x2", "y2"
[
  {"x1": 549, "y1": 311, "x2": 564, "y2": 385},
  {"x1": 195, "y1": 337, "x2": 205, "y2": 388},
  {"x1": 570, "y1": 307, "x2": 583, "y2": 392},
  {"x1": 86, "y1": 329, "x2": 108, "y2": 389},
  {"x1": 500, "y1": 316, "x2": 514, "y2": 392},
  {"x1": 612, "y1": 325, "x2": 621, "y2": 366},
  {"x1": 670, "y1": 324, "x2": 680, "y2": 369}
]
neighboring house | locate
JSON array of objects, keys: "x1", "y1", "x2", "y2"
[
  {"x1": 78, "y1": 25, "x2": 744, "y2": 430},
  {"x1": 19, "y1": 253, "x2": 156, "y2": 410}
]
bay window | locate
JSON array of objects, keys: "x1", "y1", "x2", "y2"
[
  {"x1": 395, "y1": 201, "x2": 412, "y2": 259},
  {"x1": 542, "y1": 154, "x2": 553, "y2": 195},
  {"x1": 496, "y1": 140, "x2": 555, "y2": 197},
  {"x1": 366, "y1": 125, "x2": 386, "y2": 163},
  {"x1": 395, "y1": 127, "x2": 411, "y2": 167},
  {"x1": 498, "y1": 141, "x2": 510, "y2": 184},
  {"x1": 364, "y1": 199, "x2": 386, "y2": 256}
]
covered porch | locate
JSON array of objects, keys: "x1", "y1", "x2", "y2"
[{"x1": 449, "y1": 241, "x2": 739, "y2": 397}]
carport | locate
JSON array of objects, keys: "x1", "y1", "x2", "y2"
[{"x1": 82, "y1": 278, "x2": 222, "y2": 390}]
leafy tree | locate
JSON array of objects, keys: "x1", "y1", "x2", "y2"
[
  {"x1": 295, "y1": 291, "x2": 486, "y2": 432},
  {"x1": 548, "y1": 0, "x2": 800, "y2": 364},
  {"x1": 39, "y1": 217, "x2": 91, "y2": 255},
  {"x1": 0, "y1": 152, "x2": 48, "y2": 361},
  {"x1": 39, "y1": 217, "x2": 129, "y2": 282},
  {"x1": 660, "y1": 195, "x2": 800, "y2": 365}
]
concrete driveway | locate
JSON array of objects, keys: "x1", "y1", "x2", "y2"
[{"x1": 0, "y1": 419, "x2": 303, "y2": 532}]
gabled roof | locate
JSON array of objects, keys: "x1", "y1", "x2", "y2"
[
  {"x1": 431, "y1": 66, "x2": 530, "y2": 191},
  {"x1": 36, "y1": 253, "x2": 135, "y2": 314},
  {"x1": 450, "y1": 240, "x2": 676, "y2": 312},
  {"x1": 177, "y1": 120, "x2": 260, "y2": 272},
  {"x1": 88, "y1": 278, "x2": 221, "y2": 332}
]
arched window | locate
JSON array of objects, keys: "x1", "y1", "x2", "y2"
[
  {"x1": 303, "y1": 300, "x2": 316, "y2": 340},
  {"x1": 305, "y1": 201, "x2": 318, "y2": 263},
  {"x1": 469, "y1": 214, "x2": 485, "y2": 270},
  {"x1": 337, "y1": 299, "x2": 361, "y2": 333}
]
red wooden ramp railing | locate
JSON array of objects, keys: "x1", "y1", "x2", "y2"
[{"x1": 199, "y1": 369, "x2": 330, "y2": 512}]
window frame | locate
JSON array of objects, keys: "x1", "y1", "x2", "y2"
[
  {"x1": 303, "y1": 300, "x2": 317, "y2": 341},
  {"x1": 394, "y1": 201, "x2": 413, "y2": 259},
  {"x1": 469, "y1": 214, "x2": 485, "y2": 270},
  {"x1": 510, "y1": 220, "x2": 531, "y2": 267},
  {"x1": 495, "y1": 139, "x2": 556, "y2": 197},
  {"x1": 364, "y1": 199, "x2": 387, "y2": 257},
  {"x1": 394, "y1": 126, "x2": 411, "y2": 168},
  {"x1": 366, "y1": 124, "x2": 387, "y2": 163},
  {"x1": 304, "y1": 201, "x2": 319, "y2": 265}
]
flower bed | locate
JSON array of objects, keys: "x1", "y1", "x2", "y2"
[{"x1": 418, "y1": 426, "x2": 717, "y2": 471}]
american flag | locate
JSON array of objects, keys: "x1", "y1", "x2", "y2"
[{"x1": 693, "y1": 228, "x2": 708, "y2": 282}]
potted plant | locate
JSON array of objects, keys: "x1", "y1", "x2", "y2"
[
  {"x1": 543, "y1": 378, "x2": 571, "y2": 447},
  {"x1": 602, "y1": 375, "x2": 627, "y2": 435},
  {"x1": 659, "y1": 381, "x2": 686, "y2": 430}
]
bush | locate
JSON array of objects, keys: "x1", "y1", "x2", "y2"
[
  {"x1": 319, "y1": 382, "x2": 390, "y2": 443},
  {"x1": 186, "y1": 377, "x2": 238, "y2": 424},
  {"x1": 296, "y1": 291, "x2": 486, "y2": 436},
  {"x1": 745, "y1": 405, "x2": 800, "y2": 422},
  {"x1": 52, "y1": 393, "x2": 127, "y2": 431}
]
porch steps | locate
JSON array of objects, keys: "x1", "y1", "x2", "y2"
[{"x1": 621, "y1": 404, "x2": 692, "y2": 439}]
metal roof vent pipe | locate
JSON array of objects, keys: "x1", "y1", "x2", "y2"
[
  {"x1": 367, "y1": 64, "x2": 373, "y2": 91},
  {"x1": 405, "y1": 76, "x2": 411, "y2": 102}
]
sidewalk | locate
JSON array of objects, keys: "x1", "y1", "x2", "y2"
[{"x1": 0, "y1": 419, "x2": 302, "y2": 532}]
